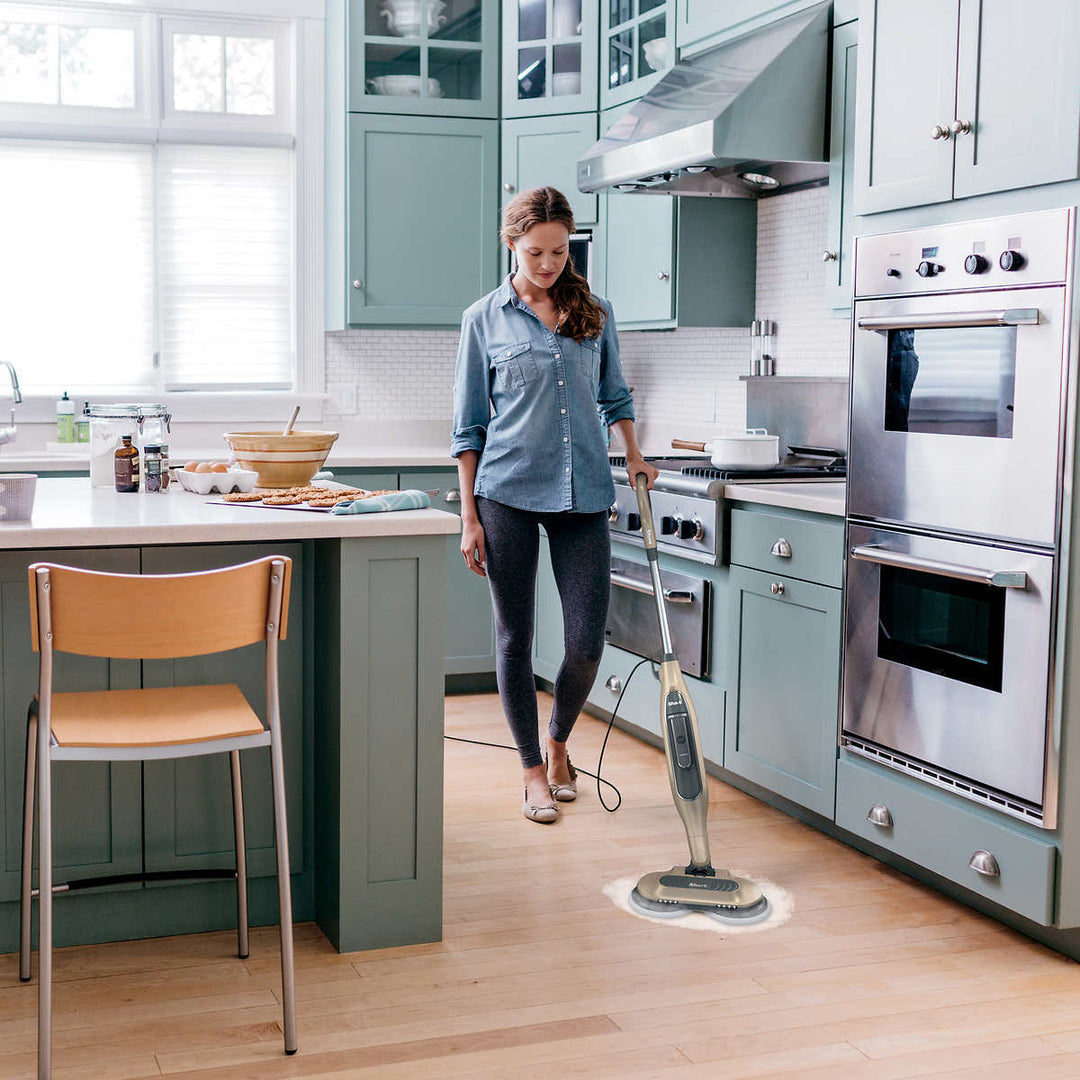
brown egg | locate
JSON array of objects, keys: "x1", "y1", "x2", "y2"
[
  {"x1": 195, "y1": 462, "x2": 213, "y2": 474},
  {"x1": 184, "y1": 461, "x2": 200, "y2": 472},
  {"x1": 210, "y1": 462, "x2": 229, "y2": 473}
]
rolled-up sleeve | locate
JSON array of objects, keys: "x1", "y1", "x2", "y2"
[
  {"x1": 450, "y1": 310, "x2": 490, "y2": 458},
  {"x1": 595, "y1": 300, "x2": 635, "y2": 427}
]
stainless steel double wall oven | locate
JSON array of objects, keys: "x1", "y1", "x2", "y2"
[{"x1": 844, "y1": 208, "x2": 1076, "y2": 827}]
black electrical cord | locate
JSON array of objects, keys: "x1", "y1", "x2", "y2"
[{"x1": 444, "y1": 655, "x2": 655, "y2": 813}]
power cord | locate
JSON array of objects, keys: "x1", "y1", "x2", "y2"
[{"x1": 444, "y1": 656, "x2": 655, "y2": 813}]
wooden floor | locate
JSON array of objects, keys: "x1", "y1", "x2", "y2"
[{"x1": 3, "y1": 690, "x2": 1080, "y2": 1079}]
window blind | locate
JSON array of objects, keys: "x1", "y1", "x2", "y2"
[{"x1": 157, "y1": 143, "x2": 293, "y2": 390}]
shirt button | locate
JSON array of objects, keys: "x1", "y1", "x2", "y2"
[
  {"x1": 554, "y1": 353, "x2": 560, "y2": 359},
  {"x1": 561, "y1": 408, "x2": 567, "y2": 414},
  {"x1": 565, "y1": 467, "x2": 570, "y2": 473},
  {"x1": 563, "y1": 437, "x2": 568, "y2": 443},
  {"x1": 558, "y1": 380, "x2": 564, "y2": 386},
  {"x1": 505, "y1": 350, "x2": 511, "y2": 357}
]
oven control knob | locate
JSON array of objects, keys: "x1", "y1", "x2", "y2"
[
  {"x1": 627, "y1": 512, "x2": 641, "y2": 532},
  {"x1": 916, "y1": 260, "x2": 939, "y2": 278},
  {"x1": 886, "y1": 267, "x2": 901, "y2": 278},
  {"x1": 999, "y1": 249, "x2": 1025, "y2": 272},
  {"x1": 964, "y1": 253, "x2": 989, "y2": 275},
  {"x1": 661, "y1": 515, "x2": 678, "y2": 536},
  {"x1": 677, "y1": 518, "x2": 702, "y2": 540},
  {"x1": 608, "y1": 504, "x2": 619, "y2": 524}
]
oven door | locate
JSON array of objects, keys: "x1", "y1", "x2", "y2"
[
  {"x1": 849, "y1": 286, "x2": 1068, "y2": 545},
  {"x1": 843, "y1": 522, "x2": 1054, "y2": 814}
]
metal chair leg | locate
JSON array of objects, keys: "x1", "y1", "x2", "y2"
[
  {"x1": 268, "y1": 732, "x2": 296, "y2": 1054},
  {"x1": 38, "y1": 748, "x2": 52, "y2": 1080},
  {"x1": 230, "y1": 750, "x2": 249, "y2": 960},
  {"x1": 20, "y1": 707, "x2": 37, "y2": 983}
]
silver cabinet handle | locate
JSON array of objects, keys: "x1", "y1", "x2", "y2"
[
  {"x1": 950, "y1": 119, "x2": 972, "y2": 136},
  {"x1": 605, "y1": 675, "x2": 622, "y2": 694},
  {"x1": 821, "y1": 249, "x2": 838, "y2": 263},
  {"x1": 770, "y1": 581, "x2": 785, "y2": 596},
  {"x1": 610, "y1": 570, "x2": 693, "y2": 603},
  {"x1": 849, "y1": 544, "x2": 1027, "y2": 588},
  {"x1": 503, "y1": 181, "x2": 515, "y2": 192},
  {"x1": 352, "y1": 279, "x2": 363, "y2": 289},
  {"x1": 771, "y1": 538, "x2": 792, "y2": 559},
  {"x1": 866, "y1": 803, "x2": 893, "y2": 828},
  {"x1": 858, "y1": 309, "x2": 1039, "y2": 331},
  {"x1": 931, "y1": 124, "x2": 952, "y2": 140},
  {"x1": 657, "y1": 270, "x2": 670, "y2": 281},
  {"x1": 608, "y1": 505, "x2": 619, "y2": 523},
  {"x1": 444, "y1": 488, "x2": 461, "y2": 504},
  {"x1": 969, "y1": 849, "x2": 1000, "y2": 877}
]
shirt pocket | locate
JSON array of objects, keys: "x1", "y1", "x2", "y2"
[
  {"x1": 489, "y1": 340, "x2": 539, "y2": 391},
  {"x1": 579, "y1": 337, "x2": 601, "y2": 383}
]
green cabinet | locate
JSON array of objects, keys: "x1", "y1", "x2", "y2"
[
  {"x1": 345, "y1": 114, "x2": 500, "y2": 326},
  {"x1": 854, "y1": 0, "x2": 1080, "y2": 214},
  {"x1": 502, "y1": 113, "x2": 599, "y2": 226},
  {"x1": 0, "y1": 548, "x2": 142, "y2": 905},
  {"x1": 823, "y1": 19, "x2": 857, "y2": 309},
  {"x1": 502, "y1": 0, "x2": 599, "y2": 117},
  {"x1": 675, "y1": 0, "x2": 823, "y2": 57},
  {"x1": 348, "y1": 0, "x2": 500, "y2": 118},
  {"x1": 601, "y1": 0, "x2": 675, "y2": 110},
  {"x1": 724, "y1": 505, "x2": 844, "y2": 818}
]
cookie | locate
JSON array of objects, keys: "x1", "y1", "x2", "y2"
[
  {"x1": 223, "y1": 492, "x2": 265, "y2": 503},
  {"x1": 261, "y1": 495, "x2": 306, "y2": 505}
]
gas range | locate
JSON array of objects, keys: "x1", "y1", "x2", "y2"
[{"x1": 608, "y1": 453, "x2": 845, "y2": 565}]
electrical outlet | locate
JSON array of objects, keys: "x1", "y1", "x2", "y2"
[{"x1": 335, "y1": 384, "x2": 357, "y2": 415}]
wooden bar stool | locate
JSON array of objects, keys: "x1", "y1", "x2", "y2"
[{"x1": 20, "y1": 555, "x2": 298, "y2": 1079}]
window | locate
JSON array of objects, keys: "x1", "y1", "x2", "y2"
[{"x1": 0, "y1": 0, "x2": 320, "y2": 400}]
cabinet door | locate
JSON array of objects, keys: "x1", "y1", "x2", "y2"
[
  {"x1": 853, "y1": 0, "x2": 958, "y2": 214},
  {"x1": 347, "y1": 114, "x2": 499, "y2": 325},
  {"x1": 324, "y1": 468, "x2": 400, "y2": 491},
  {"x1": 348, "y1": 0, "x2": 500, "y2": 118},
  {"x1": 502, "y1": 0, "x2": 599, "y2": 117},
  {"x1": 602, "y1": 0, "x2": 674, "y2": 110},
  {"x1": 953, "y1": 0, "x2": 1080, "y2": 198},
  {"x1": 502, "y1": 113, "x2": 599, "y2": 226},
  {"x1": 0, "y1": 549, "x2": 141, "y2": 903},
  {"x1": 725, "y1": 565, "x2": 840, "y2": 818},
  {"x1": 140, "y1": 544, "x2": 304, "y2": 879},
  {"x1": 676, "y1": 0, "x2": 820, "y2": 55},
  {"x1": 409, "y1": 468, "x2": 496, "y2": 675},
  {"x1": 824, "y1": 21, "x2": 858, "y2": 309},
  {"x1": 604, "y1": 190, "x2": 676, "y2": 328}
]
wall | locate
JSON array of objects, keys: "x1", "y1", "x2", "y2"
[{"x1": 324, "y1": 185, "x2": 851, "y2": 446}]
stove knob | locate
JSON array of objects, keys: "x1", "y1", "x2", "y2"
[
  {"x1": 999, "y1": 249, "x2": 1025, "y2": 272},
  {"x1": 677, "y1": 518, "x2": 699, "y2": 540},
  {"x1": 608, "y1": 504, "x2": 619, "y2": 524},
  {"x1": 661, "y1": 515, "x2": 678, "y2": 536},
  {"x1": 916, "y1": 260, "x2": 939, "y2": 278},
  {"x1": 964, "y1": 253, "x2": 989, "y2": 275},
  {"x1": 886, "y1": 267, "x2": 901, "y2": 278},
  {"x1": 627, "y1": 512, "x2": 641, "y2": 532}
]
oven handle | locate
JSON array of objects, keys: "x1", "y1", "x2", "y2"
[
  {"x1": 849, "y1": 545, "x2": 1028, "y2": 588},
  {"x1": 857, "y1": 308, "x2": 1040, "y2": 331},
  {"x1": 609, "y1": 570, "x2": 695, "y2": 603}
]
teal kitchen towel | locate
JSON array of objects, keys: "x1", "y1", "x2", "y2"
[{"x1": 331, "y1": 489, "x2": 432, "y2": 515}]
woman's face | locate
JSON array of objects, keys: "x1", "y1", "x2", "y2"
[{"x1": 510, "y1": 221, "x2": 570, "y2": 291}]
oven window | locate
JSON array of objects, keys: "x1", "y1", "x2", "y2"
[
  {"x1": 884, "y1": 327, "x2": 1016, "y2": 437},
  {"x1": 878, "y1": 564, "x2": 1005, "y2": 692}
]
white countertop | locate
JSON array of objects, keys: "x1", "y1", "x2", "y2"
[
  {"x1": 0, "y1": 478, "x2": 460, "y2": 550},
  {"x1": 723, "y1": 481, "x2": 846, "y2": 517}
]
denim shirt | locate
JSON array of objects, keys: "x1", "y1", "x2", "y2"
[{"x1": 451, "y1": 276, "x2": 635, "y2": 513}]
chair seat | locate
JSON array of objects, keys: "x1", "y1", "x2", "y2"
[{"x1": 50, "y1": 684, "x2": 265, "y2": 748}]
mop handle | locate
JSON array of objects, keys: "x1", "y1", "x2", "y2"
[{"x1": 634, "y1": 473, "x2": 675, "y2": 658}]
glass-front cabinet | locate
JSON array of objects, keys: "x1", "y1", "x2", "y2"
[
  {"x1": 601, "y1": 0, "x2": 674, "y2": 109},
  {"x1": 349, "y1": 0, "x2": 499, "y2": 117},
  {"x1": 502, "y1": 0, "x2": 599, "y2": 116}
]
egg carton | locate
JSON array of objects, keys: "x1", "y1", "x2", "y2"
[{"x1": 175, "y1": 467, "x2": 259, "y2": 495}]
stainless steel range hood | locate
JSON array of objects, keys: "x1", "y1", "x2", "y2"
[{"x1": 577, "y1": 2, "x2": 831, "y2": 198}]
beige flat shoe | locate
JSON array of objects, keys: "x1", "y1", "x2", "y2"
[
  {"x1": 523, "y1": 789, "x2": 559, "y2": 824},
  {"x1": 547, "y1": 757, "x2": 578, "y2": 802}
]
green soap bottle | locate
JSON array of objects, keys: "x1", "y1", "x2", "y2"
[{"x1": 56, "y1": 391, "x2": 75, "y2": 443}]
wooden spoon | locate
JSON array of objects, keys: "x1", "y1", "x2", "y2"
[{"x1": 282, "y1": 405, "x2": 300, "y2": 436}]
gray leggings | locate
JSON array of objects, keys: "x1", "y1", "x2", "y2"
[{"x1": 475, "y1": 496, "x2": 611, "y2": 769}]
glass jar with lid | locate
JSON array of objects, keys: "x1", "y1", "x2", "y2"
[{"x1": 88, "y1": 404, "x2": 172, "y2": 488}]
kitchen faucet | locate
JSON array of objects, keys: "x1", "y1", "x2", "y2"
[
  {"x1": 0, "y1": 361, "x2": 22, "y2": 405},
  {"x1": 0, "y1": 362, "x2": 21, "y2": 447}
]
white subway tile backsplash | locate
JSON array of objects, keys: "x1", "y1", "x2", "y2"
[{"x1": 324, "y1": 186, "x2": 850, "y2": 429}]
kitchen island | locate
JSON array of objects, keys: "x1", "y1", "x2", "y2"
[{"x1": 0, "y1": 479, "x2": 459, "y2": 954}]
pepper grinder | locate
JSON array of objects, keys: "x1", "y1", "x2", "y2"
[
  {"x1": 749, "y1": 320, "x2": 762, "y2": 376},
  {"x1": 759, "y1": 319, "x2": 776, "y2": 376}
]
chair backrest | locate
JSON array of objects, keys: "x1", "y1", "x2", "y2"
[{"x1": 28, "y1": 555, "x2": 291, "y2": 659}]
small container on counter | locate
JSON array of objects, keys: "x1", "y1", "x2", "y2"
[
  {"x1": 159, "y1": 443, "x2": 171, "y2": 489},
  {"x1": 143, "y1": 444, "x2": 163, "y2": 492},
  {"x1": 114, "y1": 435, "x2": 140, "y2": 493},
  {"x1": 75, "y1": 401, "x2": 90, "y2": 443},
  {"x1": 56, "y1": 392, "x2": 75, "y2": 443}
]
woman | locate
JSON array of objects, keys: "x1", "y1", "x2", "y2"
[{"x1": 451, "y1": 186, "x2": 657, "y2": 824}]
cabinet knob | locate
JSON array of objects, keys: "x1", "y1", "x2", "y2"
[
  {"x1": 608, "y1": 504, "x2": 619, "y2": 523},
  {"x1": 968, "y1": 849, "x2": 1000, "y2": 877},
  {"x1": 657, "y1": 270, "x2": 670, "y2": 281},
  {"x1": 770, "y1": 581, "x2": 785, "y2": 596},
  {"x1": 605, "y1": 675, "x2": 622, "y2": 694},
  {"x1": 950, "y1": 119, "x2": 972, "y2": 136},
  {"x1": 866, "y1": 803, "x2": 893, "y2": 828},
  {"x1": 821, "y1": 249, "x2": 838, "y2": 263},
  {"x1": 770, "y1": 537, "x2": 792, "y2": 559},
  {"x1": 503, "y1": 182, "x2": 515, "y2": 192},
  {"x1": 444, "y1": 488, "x2": 461, "y2": 504},
  {"x1": 352, "y1": 279, "x2": 363, "y2": 289},
  {"x1": 930, "y1": 124, "x2": 952, "y2": 141}
]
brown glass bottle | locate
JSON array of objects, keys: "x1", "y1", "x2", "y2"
[{"x1": 114, "y1": 435, "x2": 140, "y2": 492}]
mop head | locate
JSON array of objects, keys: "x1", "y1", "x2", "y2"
[{"x1": 604, "y1": 872, "x2": 794, "y2": 935}]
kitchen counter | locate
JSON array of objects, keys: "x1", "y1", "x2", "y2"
[
  {"x1": 724, "y1": 480, "x2": 845, "y2": 517},
  {"x1": 2, "y1": 477, "x2": 459, "y2": 548}
]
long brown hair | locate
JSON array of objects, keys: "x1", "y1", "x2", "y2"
[{"x1": 501, "y1": 186, "x2": 607, "y2": 342}]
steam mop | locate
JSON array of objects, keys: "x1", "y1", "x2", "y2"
[{"x1": 627, "y1": 474, "x2": 771, "y2": 923}]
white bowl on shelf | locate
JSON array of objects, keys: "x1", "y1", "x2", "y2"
[
  {"x1": 642, "y1": 38, "x2": 670, "y2": 72},
  {"x1": 367, "y1": 75, "x2": 443, "y2": 98},
  {"x1": 378, "y1": 0, "x2": 446, "y2": 37},
  {"x1": 551, "y1": 70, "x2": 582, "y2": 96},
  {"x1": 175, "y1": 468, "x2": 259, "y2": 496}
]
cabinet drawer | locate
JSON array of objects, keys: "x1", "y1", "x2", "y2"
[
  {"x1": 836, "y1": 757, "x2": 1056, "y2": 925},
  {"x1": 729, "y1": 507, "x2": 844, "y2": 587}
]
